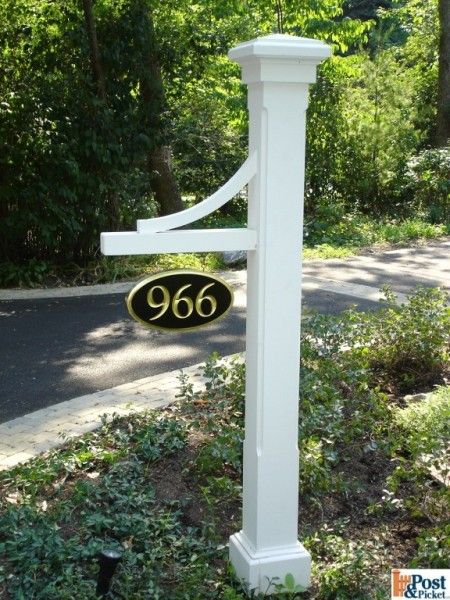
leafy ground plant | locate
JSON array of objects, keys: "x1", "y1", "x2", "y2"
[
  {"x1": 303, "y1": 215, "x2": 448, "y2": 260},
  {"x1": 304, "y1": 287, "x2": 449, "y2": 393},
  {"x1": 0, "y1": 252, "x2": 224, "y2": 288},
  {"x1": 0, "y1": 290, "x2": 449, "y2": 598}
]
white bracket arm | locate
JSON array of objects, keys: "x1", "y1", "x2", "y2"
[
  {"x1": 101, "y1": 153, "x2": 257, "y2": 256},
  {"x1": 137, "y1": 152, "x2": 257, "y2": 233}
]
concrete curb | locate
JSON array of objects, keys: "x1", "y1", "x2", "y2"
[
  {"x1": 0, "y1": 357, "x2": 230, "y2": 471},
  {"x1": 301, "y1": 276, "x2": 408, "y2": 304},
  {"x1": 0, "y1": 270, "x2": 247, "y2": 301},
  {"x1": 0, "y1": 270, "x2": 407, "y2": 304}
]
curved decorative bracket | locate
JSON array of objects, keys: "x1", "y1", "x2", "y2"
[{"x1": 137, "y1": 152, "x2": 257, "y2": 233}]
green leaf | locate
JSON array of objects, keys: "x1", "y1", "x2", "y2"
[{"x1": 284, "y1": 572, "x2": 295, "y2": 591}]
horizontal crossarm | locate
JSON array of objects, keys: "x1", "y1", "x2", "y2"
[{"x1": 100, "y1": 228, "x2": 256, "y2": 255}]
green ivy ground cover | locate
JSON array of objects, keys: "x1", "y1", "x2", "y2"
[{"x1": 0, "y1": 288, "x2": 448, "y2": 598}]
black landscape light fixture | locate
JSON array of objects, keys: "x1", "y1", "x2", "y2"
[{"x1": 96, "y1": 548, "x2": 123, "y2": 597}]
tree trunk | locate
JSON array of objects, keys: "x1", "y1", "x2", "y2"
[
  {"x1": 81, "y1": 0, "x2": 121, "y2": 262},
  {"x1": 139, "y1": 7, "x2": 183, "y2": 216},
  {"x1": 82, "y1": 0, "x2": 106, "y2": 101},
  {"x1": 149, "y1": 145, "x2": 183, "y2": 215},
  {"x1": 437, "y1": 0, "x2": 450, "y2": 146}
]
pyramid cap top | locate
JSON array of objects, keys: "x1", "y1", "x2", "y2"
[{"x1": 228, "y1": 34, "x2": 332, "y2": 63}]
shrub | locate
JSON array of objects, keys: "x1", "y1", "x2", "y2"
[
  {"x1": 307, "y1": 287, "x2": 450, "y2": 393},
  {"x1": 394, "y1": 386, "x2": 450, "y2": 457},
  {"x1": 0, "y1": 258, "x2": 49, "y2": 288},
  {"x1": 360, "y1": 288, "x2": 449, "y2": 392},
  {"x1": 382, "y1": 387, "x2": 449, "y2": 525},
  {"x1": 307, "y1": 531, "x2": 385, "y2": 599},
  {"x1": 405, "y1": 147, "x2": 450, "y2": 224},
  {"x1": 306, "y1": 50, "x2": 423, "y2": 217},
  {"x1": 412, "y1": 525, "x2": 450, "y2": 569},
  {"x1": 195, "y1": 426, "x2": 243, "y2": 476},
  {"x1": 133, "y1": 416, "x2": 187, "y2": 462}
]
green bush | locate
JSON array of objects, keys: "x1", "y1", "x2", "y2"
[
  {"x1": 307, "y1": 532, "x2": 382, "y2": 600},
  {"x1": 412, "y1": 525, "x2": 450, "y2": 569},
  {"x1": 377, "y1": 387, "x2": 449, "y2": 525},
  {"x1": 305, "y1": 48, "x2": 423, "y2": 218},
  {"x1": 394, "y1": 386, "x2": 450, "y2": 457},
  {"x1": 307, "y1": 287, "x2": 449, "y2": 393},
  {"x1": 185, "y1": 288, "x2": 449, "y2": 498},
  {"x1": 133, "y1": 416, "x2": 187, "y2": 462},
  {"x1": 195, "y1": 426, "x2": 243, "y2": 476},
  {"x1": 0, "y1": 0, "x2": 157, "y2": 268},
  {"x1": 361, "y1": 288, "x2": 449, "y2": 392},
  {"x1": 0, "y1": 258, "x2": 49, "y2": 288},
  {"x1": 405, "y1": 147, "x2": 450, "y2": 224}
]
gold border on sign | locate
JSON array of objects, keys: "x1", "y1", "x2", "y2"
[{"x1": 125, "y1": 269, "x2": 235, "y2": 332}]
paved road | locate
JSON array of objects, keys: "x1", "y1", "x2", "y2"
[
  {"x1": 1, "y1": 238, "x2": 448, "y2": 423},
  {"x1": 303, "y1": 240, "x2": 450, "y2": 294},
  {"x1": 0, "y1": 288, "x2": 377, "y2": 423}
]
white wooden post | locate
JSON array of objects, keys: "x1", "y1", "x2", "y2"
[
  {"x1": 100, "y1": 32, "x2": 331, "y2": 597},
  {"x1": 227, "y1": 35, "x2": 331, "y2": 593}
]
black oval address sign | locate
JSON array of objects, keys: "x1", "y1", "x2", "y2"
[{"x1": 126, "y1": 270, "x2": 234, "y2": 331}]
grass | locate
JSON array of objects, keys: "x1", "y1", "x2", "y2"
[
  {"x1": 92, "y1": 218, "x2": 449, "y2": 276},
  {"x1": 303, "y1": 216, "x2": 449, "y2": 260},
  {"x1": 303, "y1": 244, "x2": 356, "y2": 260},
  {"x1": 0, "y1": 288, "x2": 449, "y2": 598}
]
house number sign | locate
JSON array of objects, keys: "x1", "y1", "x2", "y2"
[{"x1": 126, "y1": 270, "x2": 234, "y2": 331}]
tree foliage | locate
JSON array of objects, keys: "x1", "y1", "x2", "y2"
[
  {"x1": 0, "y1": 0, "x2": 155, "y2": 264},
  {"x1": 0, "y1": 0, "x2": 446, "y2": 277}
]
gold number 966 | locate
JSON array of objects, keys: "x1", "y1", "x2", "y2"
[{"x1": 147, "y1": 283, "x2": 217, "y2": 320}]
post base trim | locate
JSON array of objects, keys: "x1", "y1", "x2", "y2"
[{"x1": 229, "y1": 531, "x2": 311, "y2": 596}]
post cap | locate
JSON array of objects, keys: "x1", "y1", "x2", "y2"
[
  {"x1": 228, "y1": 33, "x2": 331, "y2": 63},
  {"x1": 228, "y1": 34, "x2": 331, "y2": 84}
]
